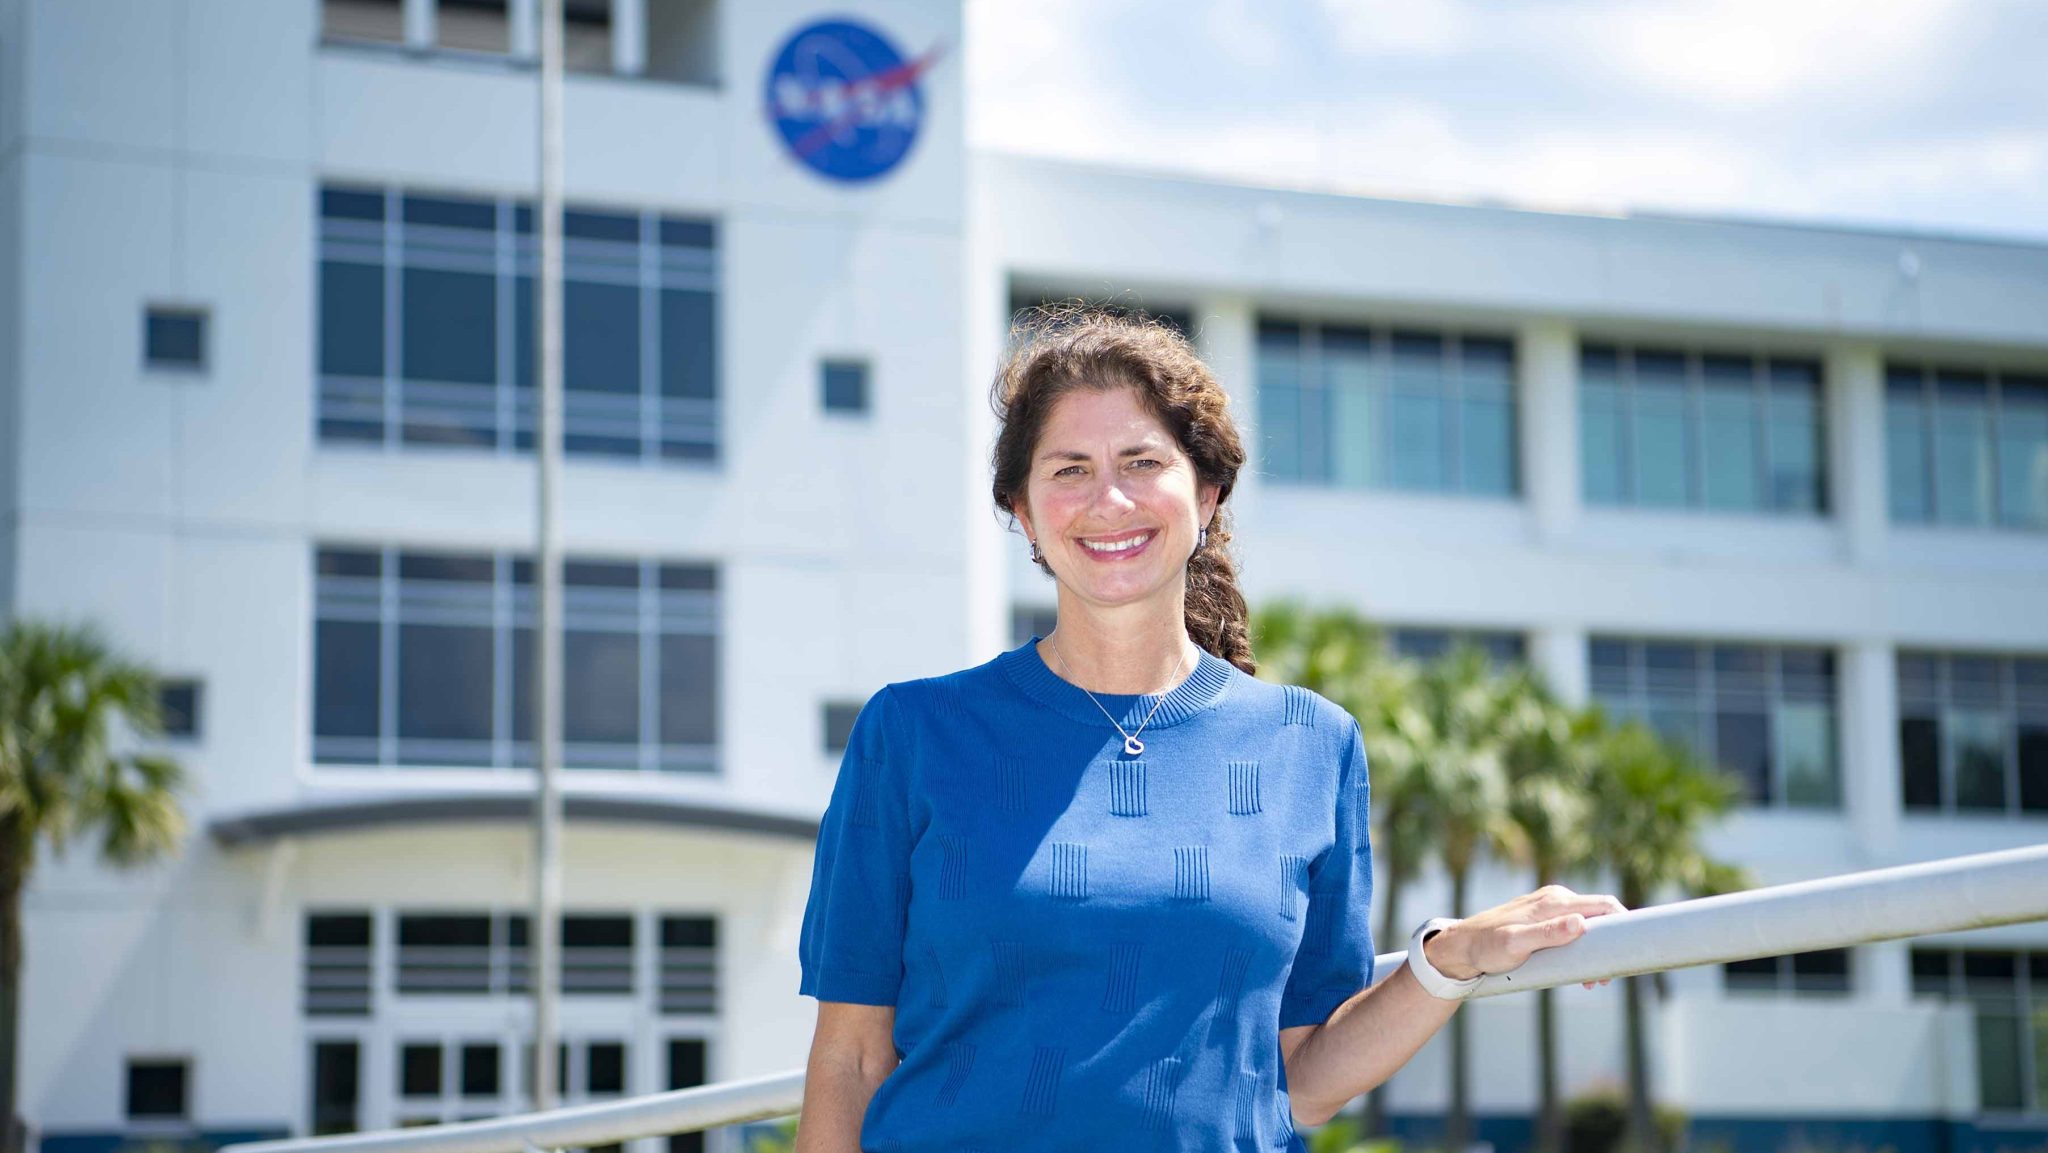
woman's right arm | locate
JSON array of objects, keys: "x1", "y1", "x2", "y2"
[{"x1": 793, "y1": 1001, "x2": 898, "y2": 1153}]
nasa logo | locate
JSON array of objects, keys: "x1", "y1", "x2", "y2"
[{"x1": 764, "y1": 19, "x2": 942, "y2": 184}]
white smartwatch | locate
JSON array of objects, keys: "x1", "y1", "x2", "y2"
[{"x1": 1408, "y1": 917, "x2": 1484, "y2": 1000}]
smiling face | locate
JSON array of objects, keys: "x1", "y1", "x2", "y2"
[{"x1": 1013, "y1": 386, "x2": 1221, "y2": 616}]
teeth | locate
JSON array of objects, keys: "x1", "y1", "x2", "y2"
[{"x1": 1082, "y1": 533, "x2": 1152, "y2": 554}]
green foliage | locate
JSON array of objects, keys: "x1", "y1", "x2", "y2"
[
  {"x1": 1564, "y1": 1086, "x2": 1685, "y2": 1153},
  {"x1": 0, "y1": 619, "x2": 189, "y2": 872},
  {"x1": 1582, "y1": 719, "x2": 1749, "y2": 907},
  {"x1": 742, "y1": 1118, "x2": 799, "y2": 1153},
  {"x1": 0, "y1": 619, "x2": 189, "y2": 1150}
]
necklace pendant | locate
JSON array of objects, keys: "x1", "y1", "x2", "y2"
[{"x1": 1124, "y1": 735, "x2": 1145, "y2": 756}]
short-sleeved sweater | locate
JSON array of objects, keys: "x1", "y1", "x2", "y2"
[{"x1": 799, "y1": 637, "x2": 1375, "y2": 1152}]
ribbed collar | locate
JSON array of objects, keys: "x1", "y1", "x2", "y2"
[{"x1": 997, "y1": 636, "x2": 1236, "y2": 731}]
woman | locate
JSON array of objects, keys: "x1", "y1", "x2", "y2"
[{"x1": 795, "y1": 308, "x2": 1621, "y2": 1151}]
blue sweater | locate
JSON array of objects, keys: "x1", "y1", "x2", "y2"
[{"x1": 799, "y1": 638, "x2": 1375, "y2": 1151}]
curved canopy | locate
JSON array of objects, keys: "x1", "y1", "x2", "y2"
[{"x1": 209, "y1": 793, "x2": 822, "y2": 848}]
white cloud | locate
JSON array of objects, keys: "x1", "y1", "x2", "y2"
[
  {"x1": 965, "y1": 0, "x2": 2048, "y2": 240},
  {"x1": 1575, "y1": 0, "x2": 1961, "y2": 108},
  {"x1": 1318, "y1": 0, "x2": 1473, "y2": 56}
]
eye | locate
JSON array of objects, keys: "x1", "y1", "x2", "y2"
[
  {"x1": 1053, "y1": 465, "x2": 1085, "y2": 477},
  {"x1": 1130, "y1": 459, "x2": 1163, "y2": 470}
]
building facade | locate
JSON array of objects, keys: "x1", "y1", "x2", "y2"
[{"x1": 2, "y1": 1, "x2": 2045, "y2": 1151}]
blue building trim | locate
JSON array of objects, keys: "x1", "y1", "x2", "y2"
[
  {"x1": 1379, "y1": 1113, "x2": 2048, "y2": 1153},
  {"x1": 40, "y1": 1129, "x2": 289, "y2": 1153}
]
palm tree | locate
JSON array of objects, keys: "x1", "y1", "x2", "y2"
[
  {"x1": 1498, "y1": 679, "x2": 1601, "y2": 1153},
  {"x1": 1397, "y1": 646, "x2": 1524, "y2": 1153},
  {"x1": 0, "y1": 621, "x2": 187, "y2": 1153},
  {"x1": 1582, "y1": 721, "x2": 1746, "y2": 1153},
  {"x1": 1252, "y1": 603, "x2": 1416, "y2": 1138}
]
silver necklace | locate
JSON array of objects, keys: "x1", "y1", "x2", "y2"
[{"x1": 1047, "y1": 636, "x2": 1192, "y2": 756}]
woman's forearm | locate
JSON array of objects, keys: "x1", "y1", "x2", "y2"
[
  {"x1": 1282, "y1": 961, "x2": 1460, "y2": 1128},
  {"x1": 1283, "y1": 887, "x2": 1625, "y2": 1127},
  {"x1": 791, "y1": 1050, "x2": 895, "y2": 1153}
]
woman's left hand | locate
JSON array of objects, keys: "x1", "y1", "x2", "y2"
[{"x1": 1422, "y1": 885, "x2": 1628, "y2": 989}]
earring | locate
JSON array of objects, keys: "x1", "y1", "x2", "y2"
[
  {"x1": 1196, "y1": 527, "x2": 1209, "y2": 550},
  {"x1": 1029, "y1": 537, "x2": 1044, "y2": 564}
]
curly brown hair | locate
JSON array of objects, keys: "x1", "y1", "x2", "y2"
[{"x1": 990, "y1": 304, "x2": 1256, "y2": 675}]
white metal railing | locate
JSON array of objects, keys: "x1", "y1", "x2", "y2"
[{"x1": 224, "y1": 843, "x2": 2048, "y2": 1153}]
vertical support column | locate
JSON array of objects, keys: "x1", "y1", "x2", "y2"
[
  {"x1": 1844, "y1": 638, "x2": 1900, "y2": 859},
  {"x1": 612, "y1": 0, "x2": 647, "y2": 76},
  {"x1": 1860, "y1": 939, "x2": 1913, "y2": 1008},
  {"x1": 1194, "y1": 296, "x2": 1259, "y2": 509},
  {"x1": 510, "y1": 0, "x2": 538, "y2": 58},
  {"x1": 1827, "y1": 342, "x2": 1887, "y2": 567},
  {"x1": 403, "y1": 0, "x2": 435, "y2": 49},
  {"x1": 960, "y1": 178, "x2": 1013, "y2": 664},
  {"x1": 1532, "y1": 625, "x2": 1589, "y2": 708},
  {"x1": 1518, "y1": 319, "x2": 1580, "y2": 547}
]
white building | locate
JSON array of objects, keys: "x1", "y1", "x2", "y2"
[{"x1": 2, "y1": 2, "x2": 2044, "y2": 1152}]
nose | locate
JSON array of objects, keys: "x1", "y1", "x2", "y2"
[{"x1": 1088, "y1": 475, "x2": 1138, "y2": 519}]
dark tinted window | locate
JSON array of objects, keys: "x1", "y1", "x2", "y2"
[
  {"x1": 157, "y1": 679, "x2": 201, "y2": 738},
  {"x1": 311, "y1": 1042, "x2": 361, "y2": 1135},
  {"x1": 145, "y1": 308, "x2": 207, "y2": 370},
  {"x1": 824, "y1": 700, "x2": 864, "y2": 753},
  {"x1": 400, "y1": 1043, "x2": 441, "y2": 1095},
  {"x1": 127, "y1": 1060, "x2": 188, "y2": 1118},
  {"x1": 822, "y1": 360, "x2": 869, "y2": 413}
]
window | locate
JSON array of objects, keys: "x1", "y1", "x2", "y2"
[
  {"x1": 1721, "y1": 949, "x2": 1851, "y2": 995},
  {"x1": 126, "y1": 1059, "x2": 188, "y2": 1120},
  {"x1": 321, "y1": 0, "x2": 403, "y2": 45},
  {"x1": 562, "y1": 915, "x2": 634, "y2": 995},
  {"x1": 1580, "y1": 344, "x2": 1824, "y2": 514},
  {"x1": 667, "y1": 1038, "x2": 710, "y2": 1153},
  {"x1": 310, "y1": 1042, "x2": 361, "y2": 1135},
  {"x1": 1897, "y1": 652, "x2": 2048, "y2": 816},
  {"x1": 157, "y1": 679, "x2": 201, "y2": 739},
  {"x1": 1011, "y1": 606, "x2": 1058, "y2": 647},
  {"x1": 660, "y1": 916, "x2": 718, "y2": 1015},
  {"x1": 305, "y1": 913, "x2": 374, "y2": 1016},
  {"x1": 317, "y1": 186, "x2": 719, "y2": 462},
  {"x1": 312, "y1": 547, "x2": 720, "y2": 772},
  {"x1": 821, "y1": 359, "x2": 870, "y2": 414},
  {"x1": 1886, "y1": 363, "x2": 2048, "y2": 530},
  {"x1": 1388, "y1": 627, "x2": 1526, "y2": 668},
  {"x1": 312, "y1": 910, "x2": 712, "y2": 1011},
  {"x1": 1909, "y1": 947, "x2": 2048, "y2": 1112},
  {"x1": 564, "y1": 0, "x2": 614, "y2": 72},
  {"x1": 144, "y1": 307, "x2": 207, "y2": 372},
  {"x1": 437, "y1": 0, "x2": 512, "y2": 54},
  {"x1": 822, "y1": 700, "x2": 864, "y2": 754},
  {"x1": 397, "y1": 914, "x2": 495, "y2": 995},
  {"x1": 1591, "y1": 638, "x2": 1839, "y2": 808},
  {"x1": 1258, "y1": 319, "x2": 1516, "y2": 496}
]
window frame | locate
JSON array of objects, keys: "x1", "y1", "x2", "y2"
[
  {"x1": 125, "y1": 1056, "x2": 192, "y2": 1123},
  {"x1": 1908, "y1": 946, "x2": 2046, "y2": 1113},
  {"x1": 1896, "y1": 650, "x2": 2048, "y2": 818},
  {"x1": 820, "y1": 357, "x2": 872, "y2": 416},
  {"x1": 1255, "y1": 316, "x2": 1521, "y2": 498},
  {"x1": 316, "y1": 185, "x2": 721, "y2": 465},
  {"x1": 1590, "y1": 636, "x2": 1841, "y2": 810},
  {"x1": 1719, "y1": 948, "x2": 1854, "y2": 997},
  {"x1": 312, "y1": 546, "x2": 721, "y2": 773},
  {"x1": 143, "y1": 305, "x2": 209, "y2": 374},
  {"x1": 1885, "y1": 361, "x2": 2048, "y2": 531},
  {"x1": 1578, "y1": 341, "x2": 1828, "y2": 516}
]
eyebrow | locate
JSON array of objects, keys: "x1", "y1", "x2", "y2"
[{"x1": 1037, "y1": 443, "x2": 1169, "y2": 463}]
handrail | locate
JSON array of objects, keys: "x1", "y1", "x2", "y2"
[{"x1": 225, "y1": 843, "x2": 2048, "y2": 1153}]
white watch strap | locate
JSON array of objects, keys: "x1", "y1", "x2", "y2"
[{"x1": 1408, "y1": 917, "x2": 1483, "y2": 1000}]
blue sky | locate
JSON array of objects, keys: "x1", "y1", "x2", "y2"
[{"x1": 965, "y1": 0, "x2": 2048, "y2": 243}]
